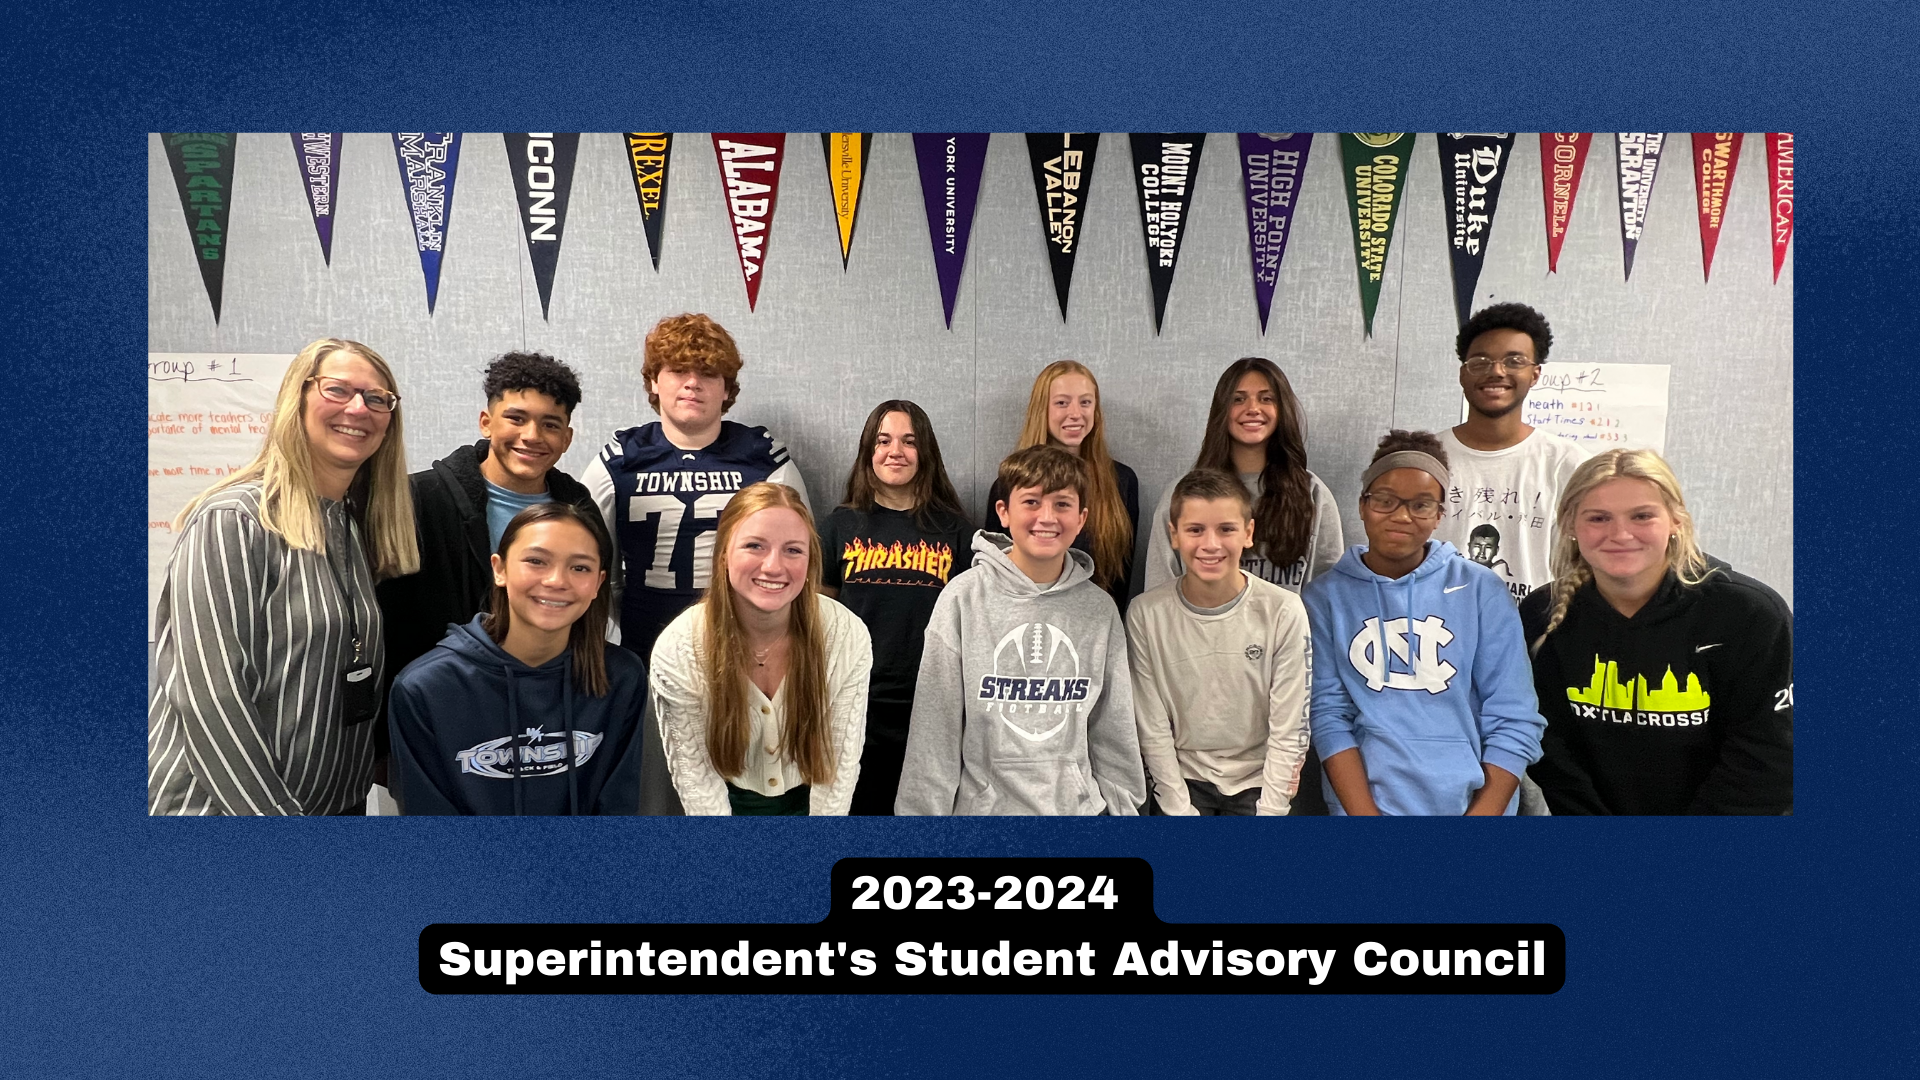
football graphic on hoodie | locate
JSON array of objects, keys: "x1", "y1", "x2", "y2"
[{"x1": 976, "y1": 620, "x2": 1092, "y2": 739}]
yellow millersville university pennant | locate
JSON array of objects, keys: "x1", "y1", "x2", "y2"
[{"x1": 822, "y1": 134, "x2": 872, "y2": 268}]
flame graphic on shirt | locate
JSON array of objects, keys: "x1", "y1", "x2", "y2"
[{"x1": 839, "y1": 537, "x2": 954, "y2": 583}]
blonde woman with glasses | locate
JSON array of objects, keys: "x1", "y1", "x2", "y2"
[{"x1": 149, "y1": 339, "x2": 417, "y2": 816}]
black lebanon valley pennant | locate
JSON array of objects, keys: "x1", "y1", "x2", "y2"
[
  {"x1": 503, "y1": 133, "x2": 580, "y2": 320},
  {"x1": 1026, "y1": 133, "x2": 1100, "y2": 320},
  {"x1": 1130, "y1": 133, "x2": 1206, "y2": 334},
  {"x1": 164, "y1": 133, "x2": 239, "y2": 322}
]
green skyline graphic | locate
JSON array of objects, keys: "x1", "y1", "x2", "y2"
[{"x1": 1566, "y1": 656, "x2": 1712, "y2": 711}]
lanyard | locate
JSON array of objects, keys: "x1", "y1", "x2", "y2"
[{"x1": 321, "y1": 507, "x2": 365, "y2": 666}]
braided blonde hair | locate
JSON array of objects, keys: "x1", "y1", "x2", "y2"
[{"x1": 1531, "y1": 449, "x2": 1715, "y2": 655}]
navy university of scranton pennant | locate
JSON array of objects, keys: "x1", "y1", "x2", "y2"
[
  {"x1": 1691, "y1": 132, "x2": 1743, "y2": 282},
  {"x1": 1238, "y1": 133, "x2": 1312, "y2": 335},
  {"x1": 1437, "y1": 133, "x2": 1516, "y2": 327},
  {"x1": 1766, "y1": 133, "x2": 1793, "y2": 283},
  {"x1": 711, "y1": 134, "x2": 789, "y2": 311},
  {"x1": 1540, "y1": 133, "x2": 1592, "y2": 274},
  {"x1": 1026, "y1": 133, "x2": 1100, "y2": 320},
  {"x1": 914, "y1": 133, "x2": 991, "y2": 328},
  {"x1": 823, "y1": 133, "x2": 873, "y2": 269},
  {"x1": 291, "y1": 132, "x2": 341, "y2": 266},
  {"x1": 392, "y1": 132, "x2": 462, "y2": 314},
  {"x1": 1130, "y1": 133, "x2": 1206, "y2": 334},
  {"x1": 1339, "y1": 133, "x2": 1415, "y2": 337},
  {"x1": 503, "y1": 133, "x2": 580, "y2": 320},
  {"x1": 163, "y1": 133, "x2": 238, "y2": 322},
  {"x1": 1615, "y1": 132, "x2": 1667, "y2": 281},
  {"x1": 624, "y1": 133, "x2": 672, "y2": 270}
]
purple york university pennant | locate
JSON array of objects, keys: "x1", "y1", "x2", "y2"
[
  {"x1": 624, "y1": 133, "x2": 671, "y2": 270},
  {"x1": 393, "y1": 133, "x2": 462, "y2": 314},
  {"x1": 1616, "y1": 132, "x2": 1667, "y2": 280},
  {"x1": 1130, "y1": 134, "x2": 1206, "y2": 333},
  {"x1": 163, "y1": 133, "x2": 238, "y2": 321},
  {"x1": 504, "y1": 133, "x2": 580, "y2": 320},
  {"x1": 913, "y1": 133, "x2": 990, "y2": 328},
  {"x1": 291, "y1": 133, "x2": 341, "y2": 265},
  {"x1": 1026, "y1": 133, "x2": 1100, "y2": 320},
  {"x1": 1238, "y1": 133, "x2": 1312, "y2": 334},
  {"x1": 1437, "y1": 133, "x2": 1516, "y2": 326}
]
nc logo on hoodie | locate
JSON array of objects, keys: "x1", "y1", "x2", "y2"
[
  {"x1": 457, "y1": 727, "x2": 604, "y2": 778},
  {"x1": 1348, "y1": 616, "x2": 1457, "y2": 694}
]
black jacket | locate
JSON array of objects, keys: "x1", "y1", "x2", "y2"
[
  {"x1": 375, "y1": 441, "x2": 605, "y2": 742},
  {"x1": 1519, "y1": 559, "x2": 1792, "y2": 815}
]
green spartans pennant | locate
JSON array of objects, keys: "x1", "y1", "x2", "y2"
[
  {"x1": 163, "y1": 133, "x2": 239, "y2": 322},
  {"x1": 1339, "y1": 133, "x2": 1416, "y2": 336}
]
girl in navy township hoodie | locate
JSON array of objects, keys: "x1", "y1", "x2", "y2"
[
  {"x1": 387, "y1": 502, "x2": 647, "y2": 814},
  {"x1": 1300, "y1": 431, "x2": 1545, "y2": 815}
]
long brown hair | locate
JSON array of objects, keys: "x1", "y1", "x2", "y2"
[
  {"x1": 1193, "y1": 357, "x2": 1313, "y2": 567},
  {"x1": 1014, "y1": 361, "x2": 1131, "y2": 589},
  {"x1": 482, "y1": 502, "x2": 615, "y2": 696},
  {"x1": 700, "y1": 482, "x2": 836, "y2": 785},
  {"x1": 176, "y1": 338, "x2": 418, "y2": 580},
  {"x1": 1530, "y1": 449, "x2": 1716, "y2": 655},
  {"x1": 840, "y1": 400, "x2": 965, "y2": 530}
]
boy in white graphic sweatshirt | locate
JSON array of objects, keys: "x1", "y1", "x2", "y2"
[{"x1": 895, "y1": 446, "x2": 1146, "y2": 815}]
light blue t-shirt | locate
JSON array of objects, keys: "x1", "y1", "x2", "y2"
[{"x1": 484, "y1": 479, "x2": 551, "y2": 554}]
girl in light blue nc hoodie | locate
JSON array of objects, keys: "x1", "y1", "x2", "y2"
[{"x1": 1300, "y1": 431, "x2": 1544, "y2": 815}]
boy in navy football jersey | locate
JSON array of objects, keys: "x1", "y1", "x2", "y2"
[{"x1": 583, "y1": 314, "x2": 808, "y2": 812}]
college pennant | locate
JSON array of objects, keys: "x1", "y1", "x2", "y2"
[
  {"x1": 711, "y1": 133, "x2": 788, "y2": 311},
  {"x1": 1437, "y1": 133, "x2": 1516, "y2": 326},
  {"x1": 913, "y1": 133, "x2": 990, "y2": 328},
  {"x1": 1615, "y1": 132, "x2": 1667, "y2": 281},
  {"x1": 163, "y1": 133, "x2": 238, "y2": 321},
  {"x1": 1539, "y1": 133, "x2": 1592, "y2": 274},
  {"x1": 1766, "y1": 133, "x2": 1794, "y2": 283},
  {"x1": 392, "y1": 132, "x2": 462, "y2": 314},
  {"x1": 1130, "y1": 133, "x2": 1206, "y2": 333},
  {"x1": 1026, "y1": 133, "x2": 1100, "y2": 320},
  {"x1": 291, "y1": 133, "x2": 341, "y2": 265},
  {"x1": 1691, "y1": 132, "x2": 1744, "y2": 282},
  {"x1": 624, "y1": 133, "x2": 672, "y2": 270},
  {"x1": 1339, "y1": 133, "x2": 1416, "y2": 336},
  {"x1": 503, "y1": 133, "x2": 580, "y2": 319},
  {"x1": 1237, "y1": 133, "x2": 1312, "y2": 334},
  {"x1": 822, "y1": 133, "x2": 873, "y2": 268}
]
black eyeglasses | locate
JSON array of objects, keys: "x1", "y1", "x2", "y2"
[
  {"x1": 1461, "y1": 354, "x2": 1537, "y2": 377},
  {"x1": 308, "y1": 376, "x2": 400, "y2": 413},
  {"x1": 1361, "y1": 491, "x2": 1443, "y2": 520}
]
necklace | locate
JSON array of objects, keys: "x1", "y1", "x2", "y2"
[{"x1": 753, "y1": 645, "x2": 772, "y2": 667}]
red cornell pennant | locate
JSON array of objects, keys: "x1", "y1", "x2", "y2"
[
  {"x1": 1766, "y1": 133, "x2": 1794, "y2": 282},
  {"x1": 712, "y1": 134, "x2": 788, "y2": 310},
  {"x1": 1539, "y1": 134, "x2": 1591, "y2": 273},
  {"x1": 1691, "y1": 132, "x2": 1744, "y2": 282}
]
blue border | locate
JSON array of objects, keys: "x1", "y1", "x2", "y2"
[{"x1": 9, "y1": 3, "x2": 1910, "y2": 1076}]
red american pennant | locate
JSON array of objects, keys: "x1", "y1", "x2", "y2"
[{"x1": 1766, "y1": 133, "x2": 1794, "y2": 283}]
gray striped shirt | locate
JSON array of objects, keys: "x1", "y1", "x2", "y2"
[{"x1": 148, "y1": 482, "x2": 382, "y2": 815}]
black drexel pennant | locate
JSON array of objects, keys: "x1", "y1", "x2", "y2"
[
  {"x1": 503, "y1": 133, "x2": 581, "y2": 319},
  {"x1": 1026, "y1": 133, "x2": 1100, "y2": 320},
  {"x1": 163, "y1": 133, "x2": 239, "y2": 322},
  {"x1": 1130, "y1": 133, "x2": 1206, "y2": 333},
  {"x1": 624, "y1": 133, "x2": 672, "y2": 270}
]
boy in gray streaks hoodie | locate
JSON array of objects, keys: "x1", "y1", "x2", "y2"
[{"x1": 895, "y1": 447, "x2": 1146, "y2": 815}]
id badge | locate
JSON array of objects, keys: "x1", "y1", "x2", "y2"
[{"x1": 340, "y1": 642, "x2": 379, "y2": 725}]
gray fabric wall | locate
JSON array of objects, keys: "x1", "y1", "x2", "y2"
[{"x1": 149, "y1": 132, "x2": 1792, "y2": 604}]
